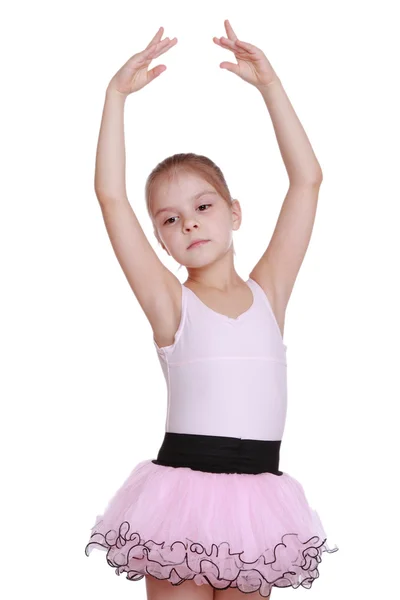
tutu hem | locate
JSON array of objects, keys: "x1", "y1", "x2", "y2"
[{"x1": 85, "y1": 520, "x2": 338, "y2": 597}]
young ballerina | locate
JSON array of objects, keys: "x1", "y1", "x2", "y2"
[{"x1": 85, "y1": 20, "x2": 338, "y2": 599}]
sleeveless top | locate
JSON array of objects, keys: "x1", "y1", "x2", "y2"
[{"x1": 153, "y1": 278, "x2": 288, "y2": 441}]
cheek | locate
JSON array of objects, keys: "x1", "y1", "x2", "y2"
[
  {"x1": 160, "y1": 228, "x2": 182, "y2": 251},
  {"x1": 212, "y1": 213, "x2": 233, "y2": 236}
]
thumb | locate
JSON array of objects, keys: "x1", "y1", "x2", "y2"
[
  {"x1": 220, "y1": 62, "x2": 240, "y2": 76},
  {"x1": 148, "y1": 64, "x2": 167, "y2": 82}
]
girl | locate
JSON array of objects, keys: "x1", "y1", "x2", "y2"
[{"x1": 85, "y1": 20, "x2": 338, "y2": 599}]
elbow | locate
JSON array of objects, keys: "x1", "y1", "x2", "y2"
[
  {"x1": 305, "y1": 171, "x2": 323, "y2": 186},
  {"x1": 290, "y1": 169, "x2": 323, "y2": 187}
]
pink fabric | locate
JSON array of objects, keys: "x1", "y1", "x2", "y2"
[
  {"x1": 85, "y1": 277, "x2": 338, "y2": 596},
  {"x1": 85, "y1": 460, "x2": 338, "y2": 595},
  {"x1": 153, "y1": 278, "x2": 288, "y2": 440}
]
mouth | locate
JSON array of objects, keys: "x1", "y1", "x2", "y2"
[{"x1": 187, "y1": 240, "x2": 210, "y2": 249}]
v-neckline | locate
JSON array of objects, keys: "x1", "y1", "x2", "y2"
[{"x1": 182, "y1": 278, "x2": 255, "y2": 323}]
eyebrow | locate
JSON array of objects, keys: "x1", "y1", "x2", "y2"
[{"x1": 153, "y1": 190, "x2": 217, "y2": 219}]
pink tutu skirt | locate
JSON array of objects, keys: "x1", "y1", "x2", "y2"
[{"x1": 85, "y1": 433, "x2": 338, "y2": 597}]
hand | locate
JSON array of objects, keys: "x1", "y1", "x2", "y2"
[
  {"x1": 213, "y1": 20, "x2": 279, "y2": 91},
  {"x1": 107, "y1": 27, "x2": 177, "y2": 96}
]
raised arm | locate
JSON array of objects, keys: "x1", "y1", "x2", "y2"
[
  {"x1": 94, "y1": 29, "x2": 181, "y2": 337},
  {"x1": 249, "y1": 80, "x2": 323, "y2": 310},
  {"x1": 214, "y1": 20, "x2": 323, "y2": 312}
]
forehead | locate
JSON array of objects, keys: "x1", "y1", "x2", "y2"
[{"x1": 155, "y1": 170, "x2": 213, "y2": 198}]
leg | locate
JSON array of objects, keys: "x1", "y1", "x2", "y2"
[
  {"x1": 214, "y1": 588, "x2": 272, "y2": 599},
  {"x1": 145, "y1": 574, "x2": 214, "y2": 600}
]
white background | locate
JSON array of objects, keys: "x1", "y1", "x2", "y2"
[{"x1": 2, "y1": 1, "x2": 399, "y2": 598}]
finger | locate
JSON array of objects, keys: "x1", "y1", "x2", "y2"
[
  {"x1": 220, "y1": 61, "x2": 240, "y2": 76},
  {"x1": 146, "y1": 26, "x2": 164, "y2": 49},
  {"x1": 148, "y1": 64, "x2": 167, "y2": 82},
  {"x1": 234, "y1": 39, "x2": 258, "y2": 55},
  {"x1": 220, "y1": 36, "x2": 244, "y2": 49},
  {"x1": 224, "y1": 19, "x2": 238, "y2": 41},
  {"x1": 149, "y1": 37, "x2": 177, "y2": 60},
  {"x1": 218, "y1": 37, "x2": 251, "y2": 56},
  {"x1": 141, "y1": 37, "x2": 173, "y2": 60},
  {"x1": 213, "y1": 36, "x2": 224, "y2": 47},
  {"x1": 154, "y1": 37, "x2": 177, "y2": 59}
]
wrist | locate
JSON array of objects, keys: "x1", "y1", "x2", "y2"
[
  {"x1": 106, "y1": 85, "x2": 129, "y2": 101},
  {"x1": 256, "y1": 77, "x2": 282, "y2": 94}
]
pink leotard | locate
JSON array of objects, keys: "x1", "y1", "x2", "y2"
[{"x1": 153, "y1": 278, "x2": 287, "y2": 441}]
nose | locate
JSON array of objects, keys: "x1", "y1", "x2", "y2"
[{"x1": 183, "y1": 219, "x2": 199, "y2": 231}]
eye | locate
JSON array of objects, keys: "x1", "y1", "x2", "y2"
[
  {"x1": 164, "y1": 216, "x2": 177, "y2": 225},
  {"x1": 163, "y1": 204, "x2": 212, "y2": 226}
]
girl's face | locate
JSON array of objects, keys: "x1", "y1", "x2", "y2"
[{"x1": 151, "y1": 172, "x2": 241, "y2": 267}]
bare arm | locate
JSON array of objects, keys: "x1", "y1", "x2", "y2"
[
  {"x1": 94, "y1": 87, "x2": 129, "y2": 201},
  {"x1": 214, "y1": 22, "x2": 323, "y2": 314},
  {"x1": 250, "y1": 81, "x2": 322, "y2": 309},
  {"x1": 92, "y1": 30, "x2": 181, "y2": 344}
]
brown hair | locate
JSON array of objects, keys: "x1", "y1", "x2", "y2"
[{"x1": 145, "y1": 153, "x2": 234, "y2": 223}]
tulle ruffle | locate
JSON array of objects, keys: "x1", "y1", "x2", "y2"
[{"x1": 85, "y1": 459, "x2": 338, "y2": 597}]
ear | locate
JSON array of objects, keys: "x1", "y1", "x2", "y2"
[{"x1": 230, "y1": 199, "x2": 242, "y2": 231}]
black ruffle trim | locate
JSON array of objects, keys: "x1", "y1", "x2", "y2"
[{"x1": 85, "y1": 520, "x2": 338, "y2": 597}]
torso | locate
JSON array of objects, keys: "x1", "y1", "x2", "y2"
[{"x1": 152, "y1": 277, "x2": 286, "y2": 350}]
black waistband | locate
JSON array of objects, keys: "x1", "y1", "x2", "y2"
[{"x1": 152, "y1": 432, "x2": 283, "y2": 475}]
